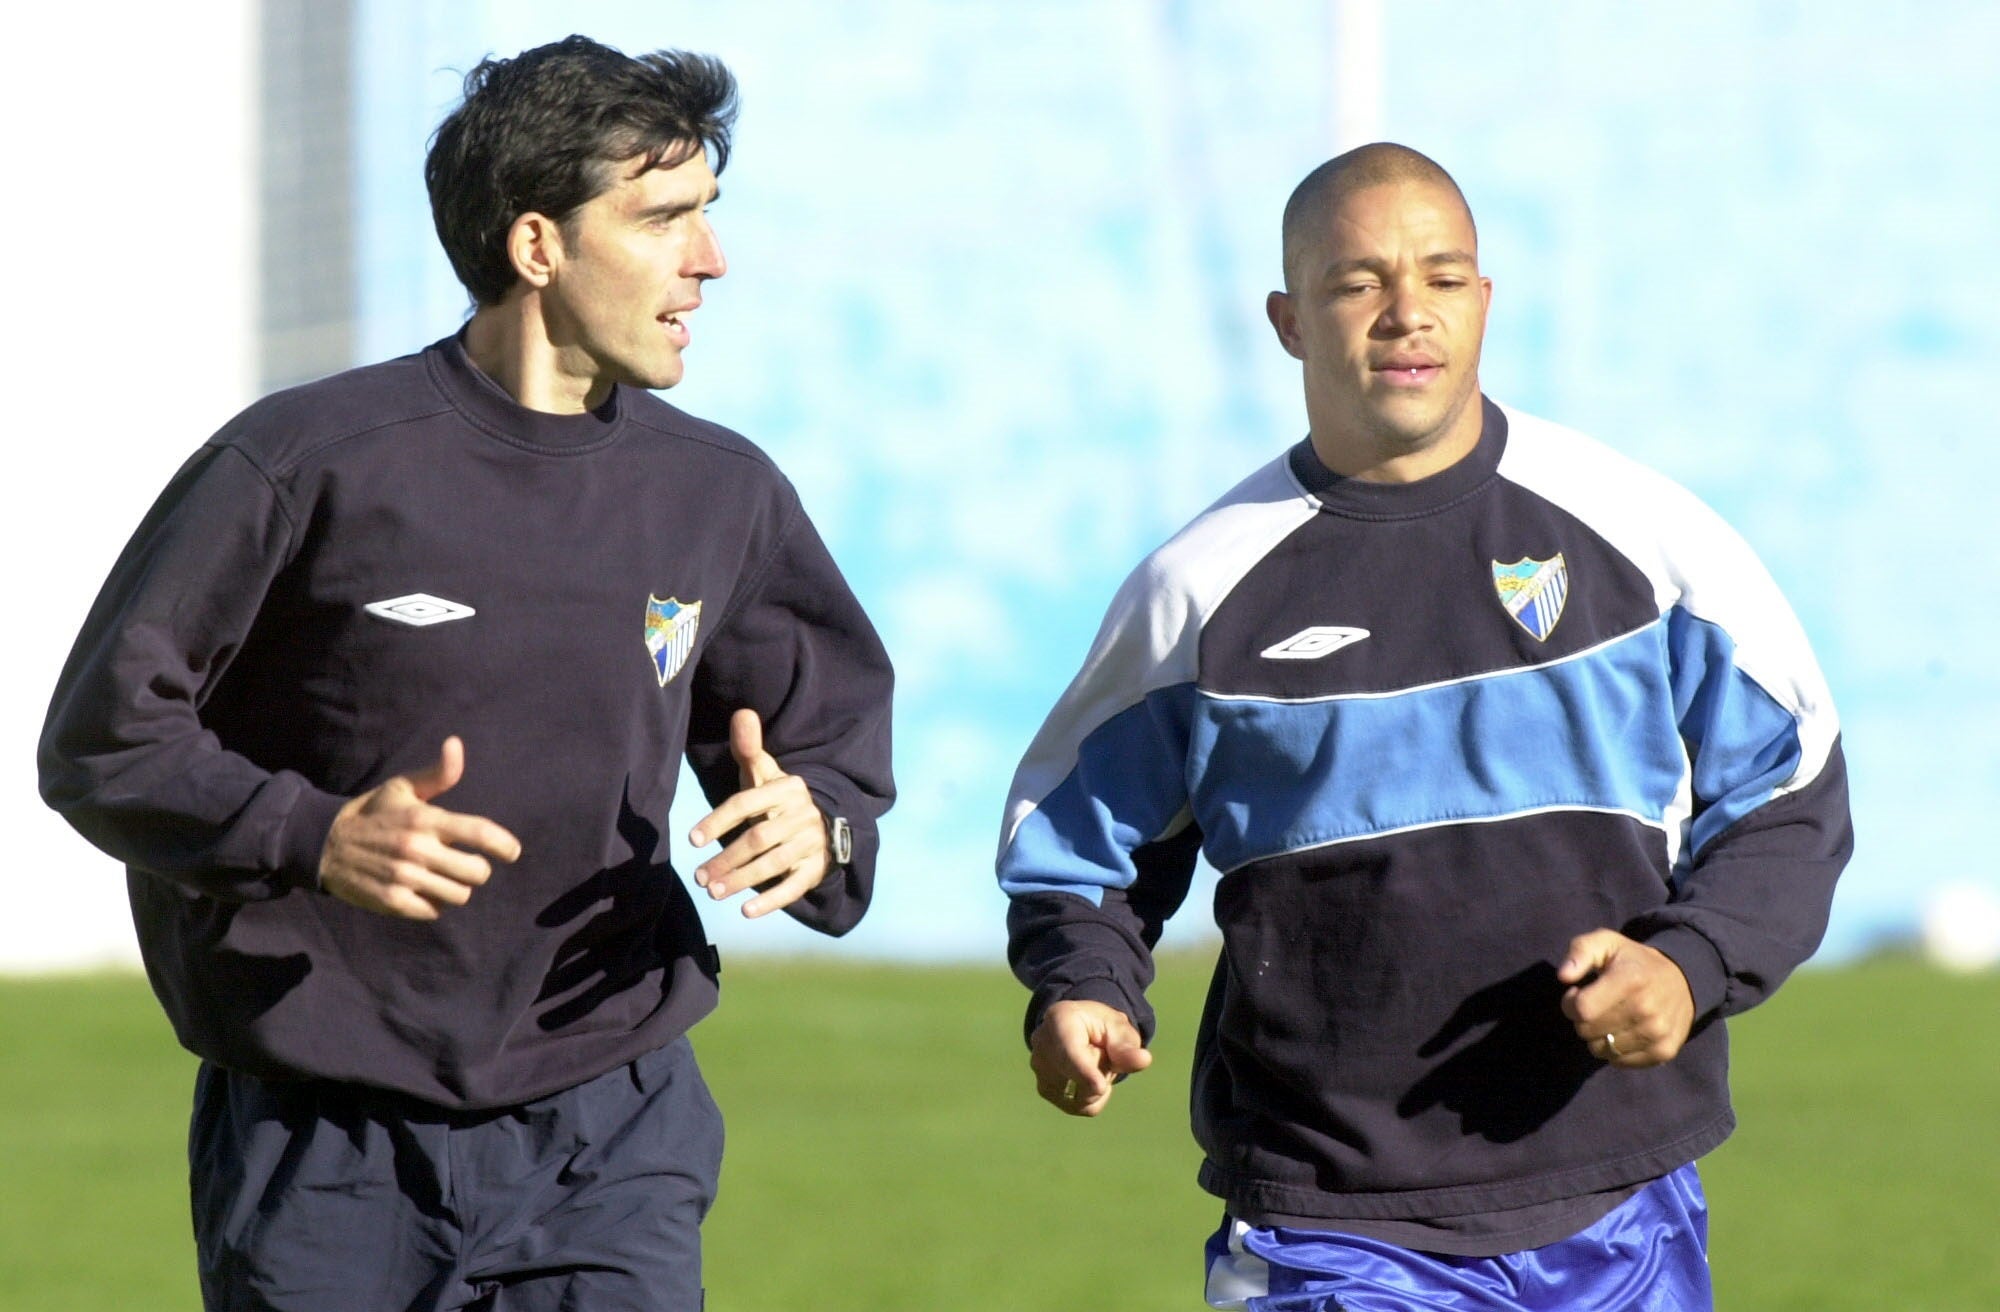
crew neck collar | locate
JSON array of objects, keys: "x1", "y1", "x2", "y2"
[
  {"x1": 425, "y1": 332, "x2": 627, "y2": 453},
  {"x1": 1289, "y1": 397, "x2": 1508, "y2": 519}
]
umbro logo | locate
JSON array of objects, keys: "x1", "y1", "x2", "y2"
[
  {"x1": 364, "y1": 593, "x2": 477, "y2": 627},
  {"x1": 1260, "y1": 626, "x2": 1370, "y2": 660}
]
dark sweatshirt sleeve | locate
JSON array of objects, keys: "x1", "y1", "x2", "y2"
[
  {"x1": 1006, "y1": 822, "x2": 1202, "y2": 1044},
  {"x1": 1624, "y1": 526, "x2": 1854, "y2": 1020},
  {"x1": 683, "y1": 484, "x2": 895, "y2": 937},
  {"x1": 1632, "y1": 742, "x2": 1852, "y2": 1020},
  {"x1": 37, "y1": 445, "x2": 348, "y2": 900},
  {"x1": 997, "y1": 554, "x2": 1206, "y2": 1045}
]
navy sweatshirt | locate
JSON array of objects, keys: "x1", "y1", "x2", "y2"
[
  {"x1": 999, "y1": 400, "x2": 1850, "y2": 1251},
  {"x1": 40, "y1": 336, "x2": 895, "y2": 1109}
]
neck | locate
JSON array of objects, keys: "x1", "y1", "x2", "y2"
[
  {"x1": 1308, "y1": 391, "x2": 1485, "y2": 485},
  {"x1": 463, "y1": 297, "x2": 610, "y2": 414}
]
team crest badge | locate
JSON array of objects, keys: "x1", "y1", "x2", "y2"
[
  {"x1": 1491, "y1": 554, "x2": 1569, "y2": 642},
  {"x1": 644, "y1": 596, "x2": 703, "y2": 686}
]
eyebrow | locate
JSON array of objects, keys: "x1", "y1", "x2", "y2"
[
  {"x1": 1321, "y1": 250, "x2": 1478, "y2": 278},
  {"x1": 634, "y1": 187, "x2": 720, "y2": 222}
]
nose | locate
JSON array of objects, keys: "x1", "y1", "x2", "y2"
[
  {"x1": 687, "y1": 216, "x2": 726, "y2": 281},
  {"x1": 1375, "y1": 277, "x2": 1432, "y2": 336}
]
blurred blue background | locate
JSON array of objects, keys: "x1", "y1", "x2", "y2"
[
  {"x1": 11, "y1": 1, "x2": 1995, "y2": 969},
  {"x1": 351, "y1": 1, "x2": 1999, "y2": 963}
]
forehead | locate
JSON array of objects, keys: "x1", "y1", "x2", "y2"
[
  {"x1": 594, "y1": 148, "x2": 718, "y2": 211},
  {"x1": 1305, "y1": 179, "x2": 1478, "y2": 264}
]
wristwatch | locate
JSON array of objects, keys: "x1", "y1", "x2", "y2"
[{"x1": 826, "y1": 814, "x2": 853, "y2": 865}]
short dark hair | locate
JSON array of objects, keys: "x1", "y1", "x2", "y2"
[
  {"x1": 1281, "y1": 143, "x2": 1474, "y2": 291},
  {"x1": 425, "y1": 35, "x2": 739, "y2": 306}
]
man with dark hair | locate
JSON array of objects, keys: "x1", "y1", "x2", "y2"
[
  {"x1": 40, "y1": 35, "x2": 892, "y2": 1312},
  {"x1": 424, "y1": 39, "x2": 740, "y2": 311},
  {"x1": 998, "y1": 142, "x2": 1849, "y2": 1310}
]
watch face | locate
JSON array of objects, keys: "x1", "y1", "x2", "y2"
[{"x1": 830, "y1": 816, "x2": 854, "y2": 864}]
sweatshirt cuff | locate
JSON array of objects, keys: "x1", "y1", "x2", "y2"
[
  {"x1": 786, "y1": 774, "x2": 875, "y2": 937},
  {"x1": 1635, "y1": 923, "x2": 1730, "y2": 1019},
  {"x1": 1024, "y1": 975, "x2": 1146, "y2": 1047},
  {"x1": 277, "y1": 779, "x2": 349, "y2": 895}
]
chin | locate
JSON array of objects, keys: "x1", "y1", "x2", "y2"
[
  {"x1": 613, "y1": 357, "x2": 685, "y2": 392},
  {"x1": 1366, "y1": 407, "x2": 1451, "y2": 449},
  {"x1": 1377, "y1": 391, "x2": 1476, "y2": 446}
]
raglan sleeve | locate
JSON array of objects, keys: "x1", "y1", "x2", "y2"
[
  {"x1": 684, "y1": 482, "x2": 895, "y2": 937},
  {"x1": 998, "y1": 557, "x2": 1205, "y2": 1045},
  {"x1": 37, "y1": 444, "x2": 348, "y2": 901},
  {"x1": 1624, "y1": 495, "x2": 1853, "y2": 1021}
]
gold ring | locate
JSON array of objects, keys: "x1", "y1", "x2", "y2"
[
  {"x1": 1603, "y1": 1032, "x2": 1619, "y2": 1056},
  {"x1": 1062, "y1": 1078, "x2": 1079, "y2": 1101}
]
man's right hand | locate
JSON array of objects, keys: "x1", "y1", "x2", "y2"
[
  {"x1": 318, "y1": 737, "x2": 521, "y2": 920},
  {"x1": 1029, "y1": 999, "x2": 1153, "y2": 1118}
]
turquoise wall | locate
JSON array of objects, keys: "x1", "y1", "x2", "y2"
[{"x1": 352, "y1": 1, "x2": 2000, "y2": 962}]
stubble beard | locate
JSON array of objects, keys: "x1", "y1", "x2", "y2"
[
  {"x1": 1362, "y1": 369, "x2": 1482, "y2": 459},
  {"x1": 598, "y1": 334, "x2": 685, "y2": 394}
]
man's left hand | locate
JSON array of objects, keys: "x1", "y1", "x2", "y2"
[
  {"x1": 689, "y1": 708, "x2": 831, "y2": 918},
  {"x1": 1557, "y1": 929, "x2": 1697, "y2": 1068}
]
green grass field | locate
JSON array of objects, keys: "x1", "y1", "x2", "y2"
[{"x1": 3, "y1": 954, "x2": 1996, "y2": 1310}]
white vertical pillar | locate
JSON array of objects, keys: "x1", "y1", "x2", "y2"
[
  {"x1": 1331, "y1": 0, "x2": 1386, "y2": 151},
  {"x1": 2, "y1": 1, "x2": 259, "y2": 971}
]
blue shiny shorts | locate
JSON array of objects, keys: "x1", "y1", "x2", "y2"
[{"x1": 1205, "y1": 1164, "x2": 1711, "y2": 1311}]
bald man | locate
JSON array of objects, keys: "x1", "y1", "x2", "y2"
[{"x1": 996, "y1": 144, "x2": 1850, "y2": 1310}]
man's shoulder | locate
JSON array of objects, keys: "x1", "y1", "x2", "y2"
[
  {"x1": 1087, "y1": 449, "x2": 1318, "y2": 653},
  {"x1": 213, "y1": 349, "x2": 452, "y2": 474},
  {"x1": 1132, "y1": 450, "x2": 1316, "y2": 594},
  {"x1": 1495, "y1": 402, "x2": 1693, "y2": 505},
  {"x1": 1492, "y1": 400, "x2": 1768, "y2": 595},
  {"x1": 622, "y1": 390, "x2": 783, "y2": 478}
]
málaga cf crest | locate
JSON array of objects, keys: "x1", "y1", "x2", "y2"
[
  {"x1": 644, "y1": 596, "x2": 702, "y2": 686},
  {"x1": 1491, "y1": 554, "x2": 1568, "y2": 642}
]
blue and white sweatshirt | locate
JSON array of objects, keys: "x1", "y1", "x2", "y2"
[{"x1": 999, "y1": 399, "x2": 1850, "y2": 1248}]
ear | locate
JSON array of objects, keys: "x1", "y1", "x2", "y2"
[
  {"x1": 505, "y1": 212, "x2": 564, "y2": 290},
  {"x1": 1266, "y1": 290, "x2": 1305, "y2": 361}
]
